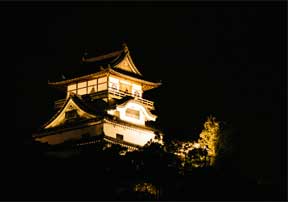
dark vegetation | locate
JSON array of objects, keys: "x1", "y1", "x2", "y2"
[{"x1": 14, "y1": 131, "x2": 285, "y2": 201}]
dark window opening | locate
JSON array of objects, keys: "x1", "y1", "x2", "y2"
[
  {"x1": 65, "y1": 110, "x2": 78, "y2": 120},
  {"x1": 81, "y1": 133, "x2": 90, "y2": 139},
  {"x1": 116, "y1": 134, "x2": 124, "y2": 141}
]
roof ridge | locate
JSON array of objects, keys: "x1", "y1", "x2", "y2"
[
  {"x1": 81, "y1": 43, "x2": 129, "y2": 63},
  {"x1": 81, "y1": 49, "x2": 123, "y2": 63}
]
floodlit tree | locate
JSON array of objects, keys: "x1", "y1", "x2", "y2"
[
  {"x1": 198, "y1": 115, "x2": 220, "y2": 166},
  {"x1": 134, "y1": 182, "x2": 158, "y2": 199},
  {"x1": 187, "y1": 147, "x2": 208, "y2": 167},
  {"x1": 172, "y1": 140, "x2": 207, "y2": 169}
]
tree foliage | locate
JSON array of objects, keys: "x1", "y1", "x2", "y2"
[
  {"x1": 169, "y1": 115, "x2": 221, "y2": 169},
  {"x1": 198, "y1": 115, "x2": 220, "y2": 166}
]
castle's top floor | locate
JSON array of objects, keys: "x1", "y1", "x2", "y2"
[{"x1": 48, "y1": 43, "x2": 161, "y2": 95}]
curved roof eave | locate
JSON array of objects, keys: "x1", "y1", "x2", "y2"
[
  {"x1": 39, "y1": 94, "x2": 97, "y2": 130},
  {"x1": 116, "y1": 99, "x2": 157, "y2": 120},
  {"x1": 39, "y1": 97, "x2": 71, "y2": 129},
  {"x1": 48, "y1": 68, "x2": 109, "y2": 86},
  {"x1": 81, "y1": 50, "x2": 123, "y2": 63},
  {"x1": 125, "y1": 51, "x2": 143, "y2": 76},
  {"x1": 109, "y1": 68, "x2": 161, "y2": 88}
]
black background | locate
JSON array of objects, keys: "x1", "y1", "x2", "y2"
[{"x1": 7, "y1": 1, "x2": 286, "y2": 197}]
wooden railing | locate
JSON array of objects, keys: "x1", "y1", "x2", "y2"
[
  {"x1": 54, "y1": 88, "x2": 154, "y2": 109},
  {"x1": 108, "y1": 88, "x2": 154, "y2": 109}
]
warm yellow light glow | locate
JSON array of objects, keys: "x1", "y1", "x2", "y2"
[
  {"x1": 198, "y1": 116, "x2": 220, "y2": 165},
  {"x1": 174, "y1": 141, "x2": 196, "y2": 159},
  {"x1": 88, "y1": 79, "x2": 97, "y2": 86},
  {"x1": 108, "y1": 76, "x2": 119, "y2": 92},
  {"x1": 68, "y1": 84, "x2": 76, "y2": 91},
  {"x1": 40, "y1": 45, "x2": 163, "y2": 148},
  {"x1": 87, "y1": 86, "x2": 96, "y2": 94},
  {"x1": 115, "y1": 100, "x2": 156, "y2": 125},
  {"x1": 98, "y1": 76, "x2": 107, "y2": 83},
  {"x1": 77, "y1": 88, "x2": 86, "y2": 95},
  {"x1": 132, "y1": 84, "x2": 142, "y2": 97},
  {"x1": 134, "y1": 182, "x2": 157, "y2": 196},
  {"x1": 115, "y1": 55, "x2": 142, "y2": 75},
  {"x1": 67, "y1": 79, "x2": 101, "y2": 96},
  {"x1": 194, "y1": 142, "x2": 200, "y2": 148},
  {"x1": 78, "y1": 81, "x2": 87, "y2": 88},
  {"x1": 132, "y1": 84, "x2": 141, "y2": 90},
  {"x1": 45, "y1": 97, "x2": 97, "y2": 129},
  {"x1": 174, "y1": 116, "x2": 220, "y2": 167},
  {"x1": 119, "y1": 80, "x2": 131, "y2": 85},
  {"x1": 37, "y1": 121, "x2": 102, "y2": 145},
  {"x1": 98, "y1": 83, "x2": 107, "y2": 91},
  {"x1": 109, "y1": 76, "x2": 119, "y2": 84},
  {"x1": 103, "y1": 120, "x2": 156, "y2": 147}
]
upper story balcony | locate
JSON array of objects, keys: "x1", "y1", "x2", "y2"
[
  {"x1": 54, "y1": 87, "x2": 154, "y2": 110},
  {"x1": 108, "y1": 87, "x2": 154, "y2": 109}
]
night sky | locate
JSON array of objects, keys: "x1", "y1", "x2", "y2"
[{"x1": 10, "y1": 1, "x2": 286, "y2": 187}]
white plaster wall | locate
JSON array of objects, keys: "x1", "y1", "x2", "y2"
[
  {"x1": 103, "y1": 122, "x2": 155, "y2": 147},
  {"x1": 36, "y1": 123, "x2": 103, "y2": 145},
  {"x1": 118, "y1": 107, "x2": 145, "y2": 125}
]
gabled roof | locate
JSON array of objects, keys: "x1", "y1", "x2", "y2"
[
  {"x1": 116, "y1": 99, "x2": 157, "y2": 121},
  {"x1": 47, "y1": 44, "x2": 161, "y2": 91},
  {"x1": 39, "y1": 94, "x2": 105, "y2": 130},
  {"x1": 81, "y1": 49, "x2": 123, "y2": 64},
  {"x1": 107, "y1": 98, "x2": 157, "y2": 126},
  {"x1": 82, "y1": 43, "x2": 142, "y2": 76},
  {"x1": 109, "y1": 68, "x2": 161, "y2": 91}
]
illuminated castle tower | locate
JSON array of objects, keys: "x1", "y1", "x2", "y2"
[{"x1": 33, "y1": 43, "x2": 163, "y2": 150}]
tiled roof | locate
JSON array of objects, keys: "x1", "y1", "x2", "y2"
[
  {"x1": 47, "y1": 44, "x2": 161, "y2": 88},
  {"x1": 37, "y1": 94, "x2": 106, "y2": 132},
  {"x1": 60, "y1": 45, "x2": 128, "y2": 80},
  {"x1": 35, "y1": 118, "x2": 102, "y2": 137},
  {"x1": 72, "y1": 93, "x2": 108, "y2": 115}
]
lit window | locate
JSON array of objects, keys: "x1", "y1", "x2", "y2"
[
  {"x1": 112, "y1": 83, "x2": 117, "y2": 90},
  {"x1": 108, "y1": 76, "x2": 119, "y2": 91},
  {"x1": 120, "y1": 81, "x2": 131, "y2": 94},
  {"x1": 68, "y1": 84, "x2": 76, "y2": 91},
  {"x1": 132, "y1": 84, "x2": 142, "y2": 97},
  {"x1": 125, "y1": 108, "x2": 140, "y2": 119},
  {"x1": 77, "y1": 88, "x2": 87, "y2": 95},
  {"x1": 98, "y1": 77, "x2": 107, "y2": 83},
  {"x1": 88, "y1": 79, "x2": 97, "y2": 86},
  {"x1": 88, "y1": 79, "x2": 97, "y2": 94},
  {"x1": 98, "y1": 77, "x2": 108, "y2": 91},
  {"x1": 78, "y1": 81, "x2": 87, "y2": 89},
  {"x1": 88, "y1": 86, "x2": 96, "y2": 94},
  {"x1": 98, "y1": 83, "x2": 107, "y2": 91},
  {"x1": 70, "y1": 90, "x2": 76, "y2": 95}
]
